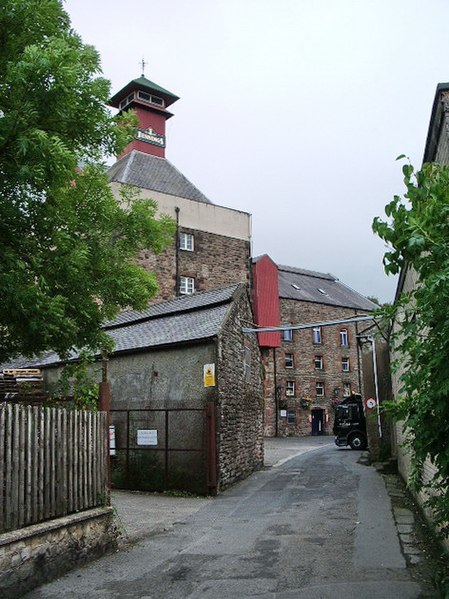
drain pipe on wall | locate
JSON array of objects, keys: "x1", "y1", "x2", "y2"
[{"x1": 175, "y1": 207, "x2": 180, "y2": 297}]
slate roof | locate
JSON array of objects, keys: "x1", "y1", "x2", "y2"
[
  {"x1": 5, "y1": 285, "x2": 240, "y2": 369},
  {"x1": 107, "y1": 151, "x2": 212, "y2": 204},
  {"x1": 277, "y1": 264, "x2": 377, "y2": 311}
]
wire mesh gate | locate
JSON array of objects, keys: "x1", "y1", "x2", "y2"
[{"x1": 109, "y1": 404, "x2": 216, "y2": 495}]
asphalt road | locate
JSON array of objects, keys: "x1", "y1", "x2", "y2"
[{"x1": 26, "y1": 442, "x2": 436, "y2": 598}]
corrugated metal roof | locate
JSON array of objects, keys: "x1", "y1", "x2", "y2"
[
  {"x1": 107, "y1": 151, "x2": 212, "y2": 204},
  {"x1": 278, "y1": 264, "x2": 377, "y2": 311}
]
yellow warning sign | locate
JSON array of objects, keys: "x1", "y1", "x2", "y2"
[{"x1": 203, "y1": 364, "x2": 216, "y2": 387}]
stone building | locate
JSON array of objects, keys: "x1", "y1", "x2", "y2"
[
  {"x1": 252, "y1": 255, "x2": 377, "y2": 437},
  {"x1": 11, "y1": 284, "x2": 263, "y2": 494},
  {"x1": 107, "y1": 76, "x2": 251, "y2": 302},
  {"x1": 390, "y1": 82, "x2": 449, "y2": 549}
]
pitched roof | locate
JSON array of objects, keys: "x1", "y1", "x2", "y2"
[
  {"x1": 277, "y1": 264, "x2": 377, "y2": 311},
  {"x1": 4, "y1": 285, "x2": 241, "y2": 369},
  {"x1": 109, "y1": 76, "x2": 179, "y2": 109},
  {"x1": 107, "y1": 150, "x2": 212, "y2": 204}
]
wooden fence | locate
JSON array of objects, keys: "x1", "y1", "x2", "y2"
[{"x1": 0, "y1": 403, "x2": 108, "y2": 534}]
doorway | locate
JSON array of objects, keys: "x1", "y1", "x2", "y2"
[{"x1": 311, "y1": 408, "x2": 325, "y2": 436}]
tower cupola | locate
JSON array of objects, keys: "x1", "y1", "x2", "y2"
[{"x1": 109, "y1": 76, "x2": 179, "y2": 158}]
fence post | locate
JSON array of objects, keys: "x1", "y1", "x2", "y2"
[{"x1": 98, "y1": 381, "x2": 111, "y2": 502}]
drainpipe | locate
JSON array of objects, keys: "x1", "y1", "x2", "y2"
[
  {"x1": 175, "y1": 207, "x2": 180, "y2": 297},
  {"x1": 355, "y1": 315, "x2": 363, "y2": 394},
  {"x1": 273, "y1": 347, "x2": 279, "y2": 437}
]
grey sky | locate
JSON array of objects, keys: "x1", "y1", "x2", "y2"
[{"x1": 65, "y1": 0, "x2": 449, "y2": 303}]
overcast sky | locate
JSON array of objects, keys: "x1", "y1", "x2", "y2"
[{"x1": 65, "y1": 0, "x2": 449, "y2": 303}]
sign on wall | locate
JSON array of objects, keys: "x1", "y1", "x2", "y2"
[
  {"x1": 203, "y1": 364, "x2": 216, "y2": 387},
  {"x1": 109, "y1": 425, "x2": 116, "y2": 456},
  {"x1": 137, "y1": 429, "x2": 158, "y2": 446},
  {"x1": 136, "y1": 127, "x2": 166, "y2": 148}
]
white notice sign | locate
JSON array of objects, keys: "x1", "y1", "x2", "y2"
[{"x1": 137, "y1": 429, "x2": 158, "y2": 446}]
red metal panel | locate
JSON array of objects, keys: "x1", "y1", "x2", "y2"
[
  {"x1": 121, "y1": 106, "x2": 167, "y2": 158},
  {"x1": 252, "y1": 256, "x2": 281, "y2": 348}
]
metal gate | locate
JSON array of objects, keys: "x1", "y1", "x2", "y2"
[{"x1": 109, "y1": 403, "x2": 216, "y2": 495}]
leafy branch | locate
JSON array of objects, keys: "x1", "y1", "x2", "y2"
[{"x1": 373, "y1": 159, "x2": 449, "y2": 536}]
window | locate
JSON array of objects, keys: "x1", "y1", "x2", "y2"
[
  {"x1": 312, "y1": 326, "x2": 322, "y2": 344},
  {"x1": 314, "y1": 355, "x2": 324, "y2": 370},
  {"x1": 179, "y1": 232, "x2": 194, "y2": 251},
  {"x1": 285, "y1": 353, "x2": 294, "y2": 368},
  {"x1": 343, "y1": 382, "x2": 352, "y2": 396},
  {"x1": 287, "y1": 409, "x2": 296, "y2": 424},
  {"x1": 282, "y1": 328, "x2": 293, "y2": 341},
  {"x1": 180, "y1": 276, "x2": 195, "y2": 295},
  {"x1": 119, "y1": 92, "x2": 134, "y2": 110},
  {"x1": 340, "y1": 329, "x2": 349, "y2": 346},
  {"x1": 285, "y1": 381, "x2": 295, "y2": 396},
  {"x1": 316, "y1": 382, "x2": 325, "y2": 397},
  {"x1": 137, "y1": 90, "x2": 165, "y2": 107},
  {"x1": 342, "y1": 357, "x2": 350, "y2": 372}
]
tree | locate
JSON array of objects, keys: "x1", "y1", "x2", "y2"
[
  {"x1": 0, "y1": 0, "x2": 175, "y2": 362},
  {"x1": 373, "y1": 159, "x2": 449, "y2": 535}
]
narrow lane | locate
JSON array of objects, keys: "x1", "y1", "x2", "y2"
[{"x1": 27, "y1": 443, "x2": 435, "y2": 598}]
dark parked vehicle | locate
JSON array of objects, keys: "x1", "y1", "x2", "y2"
[{"x1": 333, "y1": 393, "x2": 367, "y2": 450}]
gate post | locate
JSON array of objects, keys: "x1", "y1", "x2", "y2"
[
  {"x1": 206, "y1": 402, "x2": 217, "y2": 495},
  {"x1": 98, "y1": 369, "x2": 111, "y2": 505}
]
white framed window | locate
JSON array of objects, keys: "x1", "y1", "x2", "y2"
[
  {"x1": 312, "y1": 326, "x2": 322, "y2": 344},
  {"x1": 316, "y1": 382, "x2": 325, "y2": 397},
  {"x1": 342, "y1": 357, "x2": 350, "y2": 372},
  {"x1": 340, "y1": 329, "x2": 349, "y2": 347},
  {"x1": 285, "y1": 381, "x2": 295, "y2": 396},
  {"x1": 180, "y1": 276, "x2": 195, "y2": 295},
  {"x1": 314, "y1": 355, "x2": 324, "y2": 370},
  {"x1": 137, "y1": 90, "x2": 165, "y2": 107},
  {"x1": 282, "y1": 328, "x2": 293, "y2": 341},
  {"x1": 285, "y1": 353, "x2": 294, "y2": 368},
  {"x1": 179, "y1": 232, "x2": 194, "y2": 251},
  {"x1": 119, "y1": 92, "x2": 134, "y2": 110},
  {"x1": 343, "y1": 382, "x2": 352, "y2": 396}
]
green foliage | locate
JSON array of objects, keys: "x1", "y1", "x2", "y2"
[
  {"x1": 52, "y1": 350, "x2": 99, "y2": 410},
  {"x1": 373, "y1": 159, "x2": 449, "y2": 536},
  {"x1": 0, "y1": 0, "x2": 175, "y2": 362}
]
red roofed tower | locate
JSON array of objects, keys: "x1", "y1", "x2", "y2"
[{"x1": 109, "y1": 75, "x2": 179, "y2": 158}]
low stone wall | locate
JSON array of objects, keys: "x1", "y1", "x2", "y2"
[{"x1": 0, "y1": 507, "x2": 117, "y2": 598}]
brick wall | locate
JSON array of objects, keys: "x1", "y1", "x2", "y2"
[
  {"x1": 217, "y1": 288, "x2": 264, "y2": 490},
  {"x1": 264, "y1": 300, "x2": 366, "y2": 437},
  {"x1": 137, "y1": 227, "x2": 251, "y2": 303}
]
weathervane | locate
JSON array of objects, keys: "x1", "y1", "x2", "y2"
[{"x1": 140, "y1": 58, "x2": 147, "y2": 77}]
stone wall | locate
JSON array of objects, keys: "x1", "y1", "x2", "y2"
[
  {"x1": 217, "y1": 288, "x2": 264, "y2": 491},
  {"x1": 137, "y1": 227, "x2": 251, "y2": 303},
  {"x1": 265, "y1": 300, "x2": 366, "y2": 437},
  {"x1": 0, "y1": 507, "x2": 116, "y2": 598}
]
